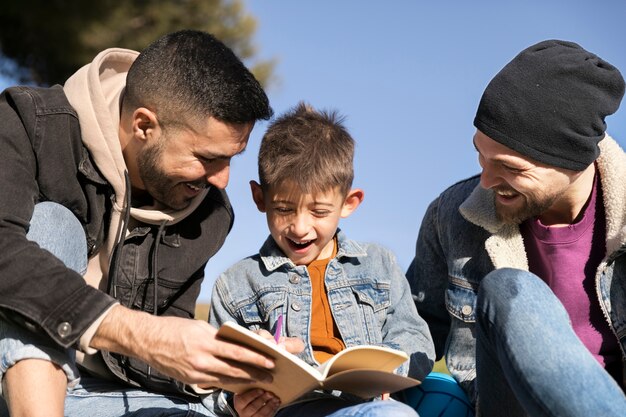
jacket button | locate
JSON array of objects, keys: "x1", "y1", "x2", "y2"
[
  {"x1": 57, "y1": 322, "x2": 72, "y2": 338},
  {"x1": 461, "y1": 305, "x2": 473, "y2": 316},
  {"x1": 290, "y1": 302, "x2": 301, "y2": 312},
  {"x1": 289, "y1": 274, "x2": 301, "y2": 284}
]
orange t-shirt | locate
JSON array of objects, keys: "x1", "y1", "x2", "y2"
[{"x1": 307, "y1": 238, "x2": 346, "y2": 363}]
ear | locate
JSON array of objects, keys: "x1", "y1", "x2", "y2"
[
  {"x1": 250, "y1": 180, "x2": 267, "y2": 212},
  {"x1": 132, "y1": 107, "x2": 161, "y2": 143},
  {"x1": 340, "y1": 188, "x2": 364, "y2": 218}
]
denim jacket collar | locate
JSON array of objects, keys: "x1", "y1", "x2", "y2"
[{"x1": 258, "y1": 229, "x2": 368, "y2": 272}]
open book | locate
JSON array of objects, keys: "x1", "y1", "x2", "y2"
[{"x1": 213, "y1": 321, "x2": 420, "y2": 406}]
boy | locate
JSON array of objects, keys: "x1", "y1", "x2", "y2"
[{"x1": 208, "y1": 103, "x2": 435, "y2": 417}]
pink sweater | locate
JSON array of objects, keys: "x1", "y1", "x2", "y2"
[{"x1": 520, "y1": 174, "x2": 621, "y2": 377}]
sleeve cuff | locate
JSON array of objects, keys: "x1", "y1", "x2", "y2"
[
  {"x1": 188, "y1": 383, "x2": 217, "y2": 395},
  {"x1": 78, "y1": 303, "x2": 119, "y2": 354}
]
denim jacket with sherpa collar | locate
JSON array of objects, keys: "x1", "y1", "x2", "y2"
[
  {"x1": 209, "y1": 230, "x2": 435, "y2": 383},
  {"x1": 406, "y1": 135, "x2": 626, "y2": 406}
]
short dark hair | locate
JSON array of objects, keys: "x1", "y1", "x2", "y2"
[
  {"x1": 258, "y1": 102, "x2": 355, "y2": 196},
  {"x1": 124, "y1": 30, "x2": 272, "y2": 126}
]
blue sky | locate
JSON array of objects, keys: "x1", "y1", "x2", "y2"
[
  {"x1": 2, "y1": 1, "x2": 625, "y2": 302},
  {"x1": 199, "y1": 0, "x2": 626, "y2": 301}
]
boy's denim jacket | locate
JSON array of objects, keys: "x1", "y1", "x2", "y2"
[
  {"x1": 209, "y1": 230, "x2": 435, "y2": 383},
  {"x1": 406, "y1": 136, "x2": 626, "y2": 404}
]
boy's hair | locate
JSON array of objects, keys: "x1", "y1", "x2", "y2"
[
  {"x1": 124, "y1": 29, "x2": 272, "y2": 128},
  {"x1": 258, "y1": 102, "x2": 355, "y2": 196}
]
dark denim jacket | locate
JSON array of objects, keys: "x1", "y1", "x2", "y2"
[
  {"x1": 0, "y1": 86, "x2": 234, "y2": 394},
  {"x1": 406, "y1": 136, "x2": 626, "y2": 404}
]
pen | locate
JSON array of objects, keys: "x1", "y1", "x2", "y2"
[{"x1": 273, "y1": 314, "x2": 283, "y2": 343}]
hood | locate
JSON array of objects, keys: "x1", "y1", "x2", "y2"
[{"x1": 64, "y1": 48, "x2": 135, "y2": 209}]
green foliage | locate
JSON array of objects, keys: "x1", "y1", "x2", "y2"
[{"x1": 0, "y1": 0, "x2": 275, "y2": 87}]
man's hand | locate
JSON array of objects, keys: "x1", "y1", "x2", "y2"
[{"x1": 89, "y1": 305, "x2": 275, "y2": 386}]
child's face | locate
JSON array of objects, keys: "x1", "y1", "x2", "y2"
[{"x1": 251, "y1": 181, "x2": 363, "y2": 265}]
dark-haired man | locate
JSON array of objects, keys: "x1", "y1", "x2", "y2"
[
  {"x1": 407, "y1": 40, "x2": 626, "y2": 416},
  {"x1": 0, "y1": 30, "x2": 296, "y2": 416}
]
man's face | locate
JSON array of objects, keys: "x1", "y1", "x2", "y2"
[
  {"x1": 137, "y1": 117, "x2": 253, "y2": 210},
  {"x1": 251, "y1": 181, "x2": 359, "y2": 266},
  {"x1": 473, "y1": 130, "x2": 575, "y2": 224}
]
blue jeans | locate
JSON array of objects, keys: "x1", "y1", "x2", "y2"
[
  {"x1": 68, "y1": 382, "x2": 417, "y2": 417},
  {"x1": 65, "y1": 377, "x2": 215, "y2": 417},
  {"x1": 276, "y1": 397, "x2": 418, "y2": 417},
  {"x1": 0, "y1": 202, "x2": 216, "y2": 416},
  {"x1": 476, "y1": 268, "x2": 626, "y2": 417},
  {"x1": 0, "y1": 202, "x2": 86, "y2": 391}
]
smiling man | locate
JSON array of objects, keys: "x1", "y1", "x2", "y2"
[
  {"x1": 407, "y1": 40, "x2": 626, "y2": 416},
  {"x1": 0, "y1": 30, "x2": 285, "y2": 417}
]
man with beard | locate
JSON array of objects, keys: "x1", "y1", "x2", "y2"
[
  {"x1": 0, "y1": 30, "x2": 306, "y2": 417},
  {"x1": 406, "y1": 39, "x2": 626, "y2": 416}
]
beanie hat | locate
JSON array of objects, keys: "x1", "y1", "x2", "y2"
[{"x1": 474, "y1": 39, "x2": 625, "y2": 171}]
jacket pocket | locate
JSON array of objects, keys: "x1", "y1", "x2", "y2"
[
  {"x1": 111, "y1": 236, "x2": 200, "y2": 318},
  {"x1": 238, "y1": 290, "x2": 287, "y2": 328},
  {"x1": 445, "y1": 276, "x2": 478, "y2": 323},
  {"x1": 351, "y1": 282, "x2": 391, "y2": 343},
  {"x1": 130, "y1": 275, "x2": 198, "y2": 316},
  {"x1": 352, "y1": 283, "x2": 391, "y2": 312}
]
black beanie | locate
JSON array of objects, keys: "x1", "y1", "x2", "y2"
[{"x1": 474, "y1": 39, "x2": 625, "y2": 171}]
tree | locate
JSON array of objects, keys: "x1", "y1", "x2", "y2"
[{"x1": 0, "y1": 0, "x2": 275, "y2": 87}]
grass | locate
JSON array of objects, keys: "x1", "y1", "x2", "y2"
[{"x1": 195, "y1": 303, "x2": 210, "y2": 321}]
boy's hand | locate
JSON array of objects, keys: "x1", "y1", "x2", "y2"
[
  {"x1": 234, "y1": 389, "x2": 280, "y2": 417},
  {"x1": 254, "y1": 329, "x2": 305, "y2": 354},
  {"x1": 277, "y1": 336, "x2": 305, "y2": 354}
]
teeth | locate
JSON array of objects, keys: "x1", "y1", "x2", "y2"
[
  {"x1": 289, "y1": 238, "x2": 313, "y2": 246},
  {"x1": 186, "y1": 183, "x2": 206, "y2": 191},
  {"x1": 496, "y1": 190, "x2": 516, "y2": 197}
]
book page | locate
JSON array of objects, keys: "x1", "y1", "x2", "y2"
[
  {"x1": 322, "y1": 369, "x2": 420, "y2": 398},
  {"x1": 318, "y1": 345, "x2": 409, "y2": 378}
]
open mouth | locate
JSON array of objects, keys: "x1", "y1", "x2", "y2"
[
  {"x1": 495, "y1": 190, "x2": 521, "y2": 205},
  {"x1": 287, "y1": 237, "x2": 315, "y2": 251},
  {"x1": 185, "y1": 182, "x2": 208, "y2": 192}
]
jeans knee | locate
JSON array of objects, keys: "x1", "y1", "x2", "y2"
[
  {"x1": 28, "y1": 202, "x2": 87, "y2": 274},
  {"x1": 477, "y1": 268, "x2": 555, "y2": 328},
  {"x1": 478, "y1": 268, "x2": 542, "y2": 307},
  {"x1": 0, "y1": 317, "x2": 80, "y2": 394}
]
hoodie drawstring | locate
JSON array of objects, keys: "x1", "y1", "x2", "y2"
[
  {"x1": 151, "y1": 220, "x2": 168, "y2": 316},
  {"x1": 107, "y1": 170, "x2": 169, "y2": 316},
  {"x1": 146, "y1": 219, "x2": 167, "y2": 380},
  {"x1": 107, "y1": 171, "x2": 132, "y2": 298}
]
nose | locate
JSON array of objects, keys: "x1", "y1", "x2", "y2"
[
  {"x1": 206, "y1": 160, "x2": 230, "y2": 189},
  {"x1": 479, "y1": 164, "x2": 501, "y2": 190},
  {"x1": 290, "y1": 213, "x2": 311, "y2": 237}
]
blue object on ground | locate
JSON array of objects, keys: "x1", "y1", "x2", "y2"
[{"x1": 394, "y1": 372, "x2": 474, "y2": 417}]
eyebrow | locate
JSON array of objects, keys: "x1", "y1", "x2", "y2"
[
  {"x1": 199, "y1": 145, "x2": 247, "y2": 161},
  {"x1": 473, "y1": 138, "x2": 507, "y2": 162}
]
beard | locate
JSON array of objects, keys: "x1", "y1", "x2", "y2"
[
  {"x1": 137, "y1": 140, "x2": 190, "y2": 210},
  {"x1": 494, "y1": 186, "x2": 560, "y2": 225}
]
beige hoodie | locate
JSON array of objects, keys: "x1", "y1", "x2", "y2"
[{"x1": 63, "y1": 48, "x2": 208, "y2": 354}]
